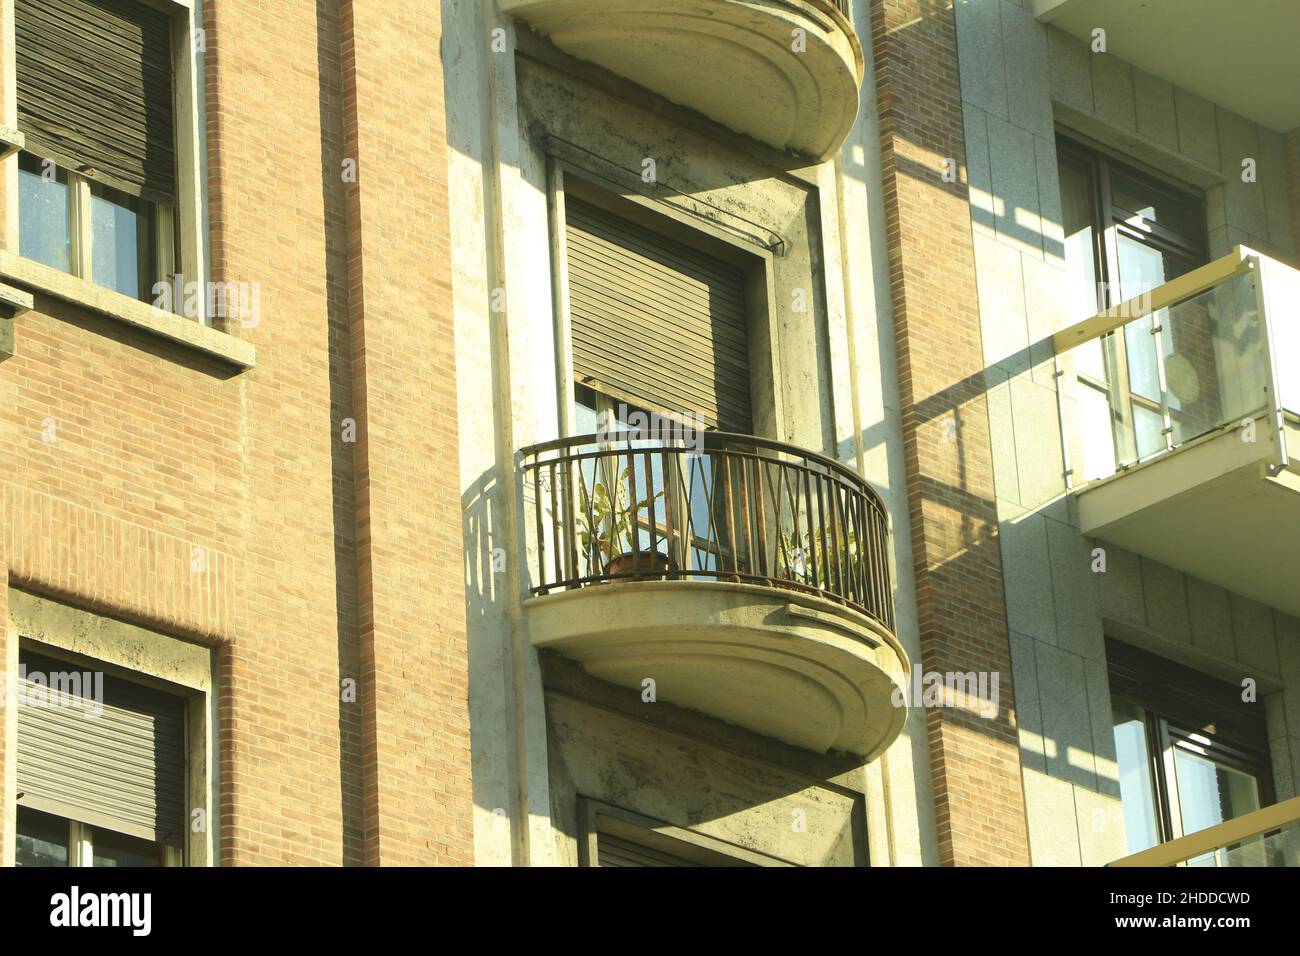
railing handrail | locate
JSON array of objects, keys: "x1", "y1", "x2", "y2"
[
  {"x1": 1109, "y1": 794, "x2": 1300, "y2": 867},
  {"x1": 520, "y1": 431, "x2": 883, "y2": 504},
  {"x1": 1051, "y1": 244, "x2": 1281, "y2": 354}
]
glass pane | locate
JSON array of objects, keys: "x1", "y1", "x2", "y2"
[
  {"x1": 1059, "y1": 160, "x2": 1101, "y2": 325},
  {"x1": 18, "y1": 152, "x2": 71, "y2": 272},
  {"x1": 1112, "y1": 700, "x2": 1161, "y2": 854},
  {"x1": 1075, "y1": 338, "x2": 1108, "y2": 383},
  {"x1": 1123, "y1": 319, "x2": 1162, "y2": 401},
  {"x1": 1110, "y1": 168, "x2": 1201, "y2": 238},
  {"x1": 575, "y1": 383, "x2": 600, "y2": 433},
  {"x1": 91, "y1": 827, "x2": 162, "y2": 867},
  {"x1": 15, "y1": 807, "x2": 70, "y2": 867},
  {"x1": 90, "y1": 180, "x2": 154, "y2": 301},
  {"x1": 1116, "y1": 232, "x2": 1171, "y2": 303},
  {"x1": 1133, "y1": 404, "x2": 1166, "y2": 459},
  {"x1": 1172, "y1": 746, "x2": 1261, "y2": 866},
  {"x1": 1077, "y1": 382, "x2": 1117, "y2": 481}
]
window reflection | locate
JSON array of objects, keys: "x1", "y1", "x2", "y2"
[
  {"x1": 18, "y1": 152, "x2": 71, "y2": 272},
  {"x1": 90, "y1": 179, "x2": 154, "y2": 301}
]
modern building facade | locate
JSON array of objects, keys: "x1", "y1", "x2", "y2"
[{"x1": 2, "y1": 0, "x2": 1298, "y2": 868}]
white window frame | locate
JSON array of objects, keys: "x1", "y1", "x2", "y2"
[{"x1": 1, "y1": 0, "x2": 209, "y2": 321}]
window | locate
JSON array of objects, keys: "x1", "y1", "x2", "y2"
[
  {"x1": 14, "y1": 648, "x2": 188, "y2": 867},
  {"x1": 563, "y1": 182, "x2": 755, "y2": 434},
  {"x1": 13, "y1": 0, "x2": 185, "y2": 303},
  {"x1": 1108, "y1": 640, "x2": 1274, "y2": 865},
  {"x1": 16, "y1": 808, "x2": 171, "y2": 868},
  {"x1": 1057, "y1": 137, "x2": 1208, "y2": 476}
]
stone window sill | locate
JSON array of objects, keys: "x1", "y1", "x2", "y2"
[{"x1": 0, "y1": 252, "x2": 255, "y2": 369}]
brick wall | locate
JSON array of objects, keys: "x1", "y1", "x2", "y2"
[
  {"x1": 869, "y1": 0, "x2": 1031, "y2": 866},
  {"x1": 337, "y1": 0, "x2": 473, "y2": 866},
  {"x1": 0, "y1": 0, "x2": 471, "y2": 865}
]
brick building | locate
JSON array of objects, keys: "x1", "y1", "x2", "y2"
[{"x1": 3, "y1": 0, "x2": 1298, "y2": 867}]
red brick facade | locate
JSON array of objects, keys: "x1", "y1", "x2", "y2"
[
  {"x1": 869, "y1": 0, "x2": 1031, "y2": 866},
  {"x1": 0, "y1": 0, "x2": 471, "y2": 866}
]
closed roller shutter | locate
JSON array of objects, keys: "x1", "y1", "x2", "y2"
[
  {"x1": 596, "y1": 832, "x2": 702, "y2": 867},
  {"x1": 16, "y1": 651, "x2": 186, "y2": 846},
  {"x1": 15, "y1": 0, "x2": 176, "y2": 202},
  {"x1": 566, "y1": 197, "x2": 752, "y2": 432}
]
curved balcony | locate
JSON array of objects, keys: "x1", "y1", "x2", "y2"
[
  {"x1": 501, "y1": 0, "x2": 864, "y2": 160},
  {"x1": 520, "y1": 431, "x2": 907, "y2": 757}
]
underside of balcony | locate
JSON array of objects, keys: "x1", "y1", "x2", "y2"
[{"x1": 500, "y1": 0, "x2": 864, "y2": 160}]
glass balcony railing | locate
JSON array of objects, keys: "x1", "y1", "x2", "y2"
[
  {"x1": 1056, "y1": 247, "x2": 1299, "y2": 485},
  {"x1": 1111, "y1": 795, "x2": 1300, "y2": 867}
]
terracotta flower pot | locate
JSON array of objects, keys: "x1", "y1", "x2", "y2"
[{"x1": 605, "y1": 550, "x2": 671, "y2": 580}]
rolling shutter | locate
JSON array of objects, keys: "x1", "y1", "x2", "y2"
[
  {"x1": 15, "y1": 0, "x2": 176, "y2": 202},
  {"x1": 597, "y1": 831, "x2": 702, "y2": 867},
  {"x1": 16, "y1": 651, "x2": 186, "y2": 846},
  {"x1": 1106, "y1": 638, "x2": 1269, "y2": 753},
  {"x1": 566, "y1": 198, "x2": 753, "y2": 432}
]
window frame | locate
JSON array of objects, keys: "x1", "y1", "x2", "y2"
[
  {"x1": 2, "y1": 0, "x2": 208, "y2": 321},
  {"x1": 1056, "y1": 135, "x2": 1208, "y2": 469},
  {"x1": 545, "y1": 152, "x2": 783, "y2": 442},
  {"x1": 1107, "y1": 640, "x2": 1275, "y2": 859},
  {"x1": 3, "y1": 591, "x2": 217, "y2": 868}
]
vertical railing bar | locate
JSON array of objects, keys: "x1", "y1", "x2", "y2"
[
  {"x1": 643, "y1": 447, "x2": 658, "y2": 561},
  {"x1": 802, "y1": 462, "x2": 819, "y2": 590},
  {"x1": 721, "y1": 452, "x2": 737, "y2": 574},
  {"x1": 814, "y1": 468, "x2": 830, "y2": 597},
  {"x1": 739, "y1": 453, "x2": 754, "y2": 577},
  {"x1": 529, "y1": 458, "x2": 544, "y2": 591},
  {"x1": 625, "y1": 443, "x2": 638, "y2": 574}
]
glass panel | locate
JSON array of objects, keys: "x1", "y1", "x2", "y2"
[
  {"x1": 1077, "y1": 381, "x2": 1117, "y2": 481},
  {"x1": 1112, "y1": 699, "x2": 1161, "y2": 854},
  {"x1": 1132, "y1": 404, "x2": 1166, "y2": 459},
  {"x1": 15, "y1": 807, "x2": 70, "y2": 867},
  {"x1": 18, "y1": 152, "x2": 71, "y2": 272},
  {"x1": 1172, "y1": 747, "x2": 1261, "y2": 867},
  {"x1": 1123, "y1": 320, "x2": 1162, "y2": 402},
  {"x1": 90, "y1": 180, "x2": 154, "y2": 301},
  {"x1": 1163, "y1": 274, "x2": 1267, "y2": 444},
  {"x1": 90, "y1": 827, "x2": 162, "y2": 867},
  {"x1": 1212, "y1": 823, "x2": 1300, "y2": 867},
  {"x1": 1260, "y1": 255, "x2": 1300, "y2": 415}
]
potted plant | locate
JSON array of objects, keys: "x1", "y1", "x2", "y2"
[
  {"x1": 778, "y1": 527, "x2": 859, "y2": 591},
  {"x1": 577, "y1": 468, "x2": 669, "y2": 580}
]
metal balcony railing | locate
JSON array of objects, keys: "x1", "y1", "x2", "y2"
[
  {"x1": 1054, "y1": 246, "x2": 1299, "y2": 484},
  {"x1": 520, "y1": 431, "x2": 894, "y2": 630},
  {"x1": 1110, "y1": 795, "x2": 1300, "y2": 867}
]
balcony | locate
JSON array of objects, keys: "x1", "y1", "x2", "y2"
[
  {"x1": 520, "y1": 431, "x2": 907, "y2": 757},
  {"x1": 500, "y1": 1, "x2": 863, "y2": 160},
  {"x1": 1056, "y1": 247, "x2": 1300, "y2": 616},
  {"x1": 1111, "y1": 795, "x2": 1300, "y2": 867},
  {"x1": 1033, "y1": 0, "x2": 1300, "y2": 130}
]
